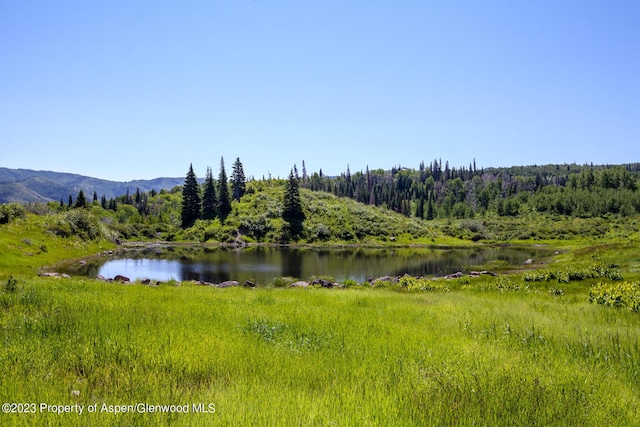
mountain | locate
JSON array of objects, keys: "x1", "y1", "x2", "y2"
[{"x1": 0, "y1": 167, "x2": 191, "y2": 204}]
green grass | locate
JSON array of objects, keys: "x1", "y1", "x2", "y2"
[
  {"x1": 0, "y1": 214, "x2": 114, "y2": 278},
  {"x1": 1, "y1": 274, "x2": 640, "y2": 426},
  {"x1": 3, "y1": 207, "x2": 640, "y2": 425}
]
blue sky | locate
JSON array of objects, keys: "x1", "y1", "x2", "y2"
[{"x1": 1, "y1": 1, "x2": 639, "y2": 181}]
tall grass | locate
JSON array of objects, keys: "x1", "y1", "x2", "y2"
[{"x1": 1, "y1": 276, "x2": 640, "y2": 426}]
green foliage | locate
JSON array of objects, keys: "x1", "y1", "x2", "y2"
[
  {"x1": 217, "y1": 157, "x2": 232, "y2": 218},
  {"x1": 523, "y1": 261, "x2": 623, "y2": 283},
  {"x1": 47, "y1": 209, "x2": 104, "y2": 240},
  {"x1": 201, "y1": 166, "x2": 217, "y2": 220},
  {"x1": 399, "y1": 275, "x2": 450, "y2": 291},
  {"x1": 3, "y1": 277, "x2": 640, "y2": 425},
  {"x1": 231, "y1": 157, "x2": 246, "y2": 201},
  {"x1": 0, "y1": 202, "x2": 26, "y2": 224},
  {"x1": 494, "y1": 276, "x2": 528, "y2": 292},
  {"x1": 589, "y1": 281, "x2": 640, "y2": 312},
  {"x1": 75, "y1": 189, "x2": 87, "y2": 208},
  {"x1": 268, "y1": 276, "x2": 298, "y2": 288},
  {"x1": 4, "y1": 276, "x2": 18, "y2": 293},
  {"x1": 181, "y1": 164, "x2": 201, "y2": 228},
  {"x1": 282, "y1": 168, "x2": 305, "y2": 241}
]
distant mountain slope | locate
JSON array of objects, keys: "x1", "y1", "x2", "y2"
[{"x1": 0, "y1": 167, "x2": 190, "y2": 204}]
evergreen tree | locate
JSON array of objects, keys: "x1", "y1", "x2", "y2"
[
  {"x1": 101, "y1": 195, "x2": 107, "y2": 209},
  {"x1": 181, "y1": 163, "x2": 201, "y2": 228},
  {"x1": 217, "y1": 157, "x2": 232, "y2": 218},
  {"x1": 283, "y1": 168, "x2": 305, "y2": 240},
  {"x1": 68, "y1": 195, "x2": 73, "y2": 208},
  {"x1": 202, "y1": 166, "x2": 218, "y2": 219},
  {"x1": 93, "y1": 191, "x2": 98, "y2": 202},
  {"x1": 231, "y1": 157, "x2": 246, "y2": 201},
  {"x1": 75, "y1": 190, "x2": 86, "y2": 208},
  {"x1": 426, "y1": 196, "x2": 435, "y2": 220},
  {"x1": 416, "y1": 195, "x2": 425, "y2": 219}
]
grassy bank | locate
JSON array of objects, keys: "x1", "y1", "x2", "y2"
[
  {"x1": 1, "y1": 268, "x2": 640, "y2": 426},
  {"x1": 0, "y1": 213, "x2": 114, "y2": 278}
]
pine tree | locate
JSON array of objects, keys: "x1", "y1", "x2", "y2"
[
  {"x1": 93, "y1": 191, "x2": 98, "y2": 202},
  {"x1": 231, "y1": 157, "x2": 246, "y2": 201},
  {"x1": 283, "y1": 168, "x2": 305, "y2": 240},
  {"x1": 68, "y1": 195, "x2": 73, "y2": 208},
  {"x1": 181, "y1": 163, "x2": 201, "y2": 228},
  {"x1": 426, "y1": 193, "x2": 435, "y2": 220},
  {"x1": 75, "y1": 190, "x2": 86, "y2": 208},
  {"x1": 217, "y1": 157, "x2": 232, "y2": 218},
  {"x1": 416, "y1": 195, "x2": 425, "y2": 219},
  {"x1": 101, "y1": 195, "x2": 107, "y2": 209},
  {"x1": 202, "y1": 166, "x2": 218, "y2": 220}
]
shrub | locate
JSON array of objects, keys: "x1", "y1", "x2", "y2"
[
  {"x1": 495, "y1": 276, "x2": 525, "y2": 292},
  {"x1": 523, "y1": 261, "x2": 623, "y2": 283},
  {"x1": 589, "y1": 281, "x2": 640, "y2": 312},
  {"x1": 399, "y1": 276, "x2": 450, "y2": 292},
  {"x1": 48, "y1": 209, "x2": 103, "y2": 240},
  {"x1": 4, "y1": 276, "x2": 18, "y2": 293},
  {"x1": 0, "y1": 203, "x2": 26, "y2": 224},
  {"x1": 343, "y1": 279, "x2": 359, "y2": 288},
  {"x1": 269, "y1": 277, "x2": 298, "y2": 288}
]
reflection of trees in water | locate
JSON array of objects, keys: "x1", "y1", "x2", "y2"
[
  {"x1": 179, "y1": 259, "x2": 230, "y2": 283},
  {"x1": 281, "y1": 248, "x2": 303, "y2": 279},
  {"x1": 78, "y1": 246, "x2": 554, "y2": 283}
]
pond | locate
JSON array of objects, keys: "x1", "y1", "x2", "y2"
[{"x1": 68, "y1": 245, "x2": 555, "y2": 284}]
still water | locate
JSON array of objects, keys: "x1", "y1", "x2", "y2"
[{"x1": 71, "y1": 245, "x2": 554, "y2": 284}]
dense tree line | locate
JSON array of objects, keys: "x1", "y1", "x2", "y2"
[
  {"x1": 49, "y1": 160, "x2": 640, "y2": 238},
  {"x1": 300, "y1": 161, "x2": 640, "y2": 219}
]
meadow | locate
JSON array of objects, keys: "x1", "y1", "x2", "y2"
[
  {"x1": 2, "y1": 203, "x2": 640, "y2": 425},
  {"x1": 1, "y1": 255, "x2": 640, "y2": 426}
]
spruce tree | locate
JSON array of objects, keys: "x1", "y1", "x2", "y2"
[
  {"x1": 75, "y1": 190, "x2": 86, "y2": 208},
  {"x1": 231, "y1": 157, "x2": 246, "y2": 201},
  {"x1": 283, "y1": 168, "x2": 305, "y2": 240},
  {"x1": 202, "y1": 166, "x2": 218, "y2": 220},
  {"x1": 217, "y1": 157, "x2": 232, "y2": 218},
  {"x1": 181, "y1": 163, "x2": 201, "y2": 228},
  {"x1": 416, "y1": 195, "x2": 425, "y2": 219},
  {"x1": 427, "y1": 197, "x2": 435, "y2": 221}
]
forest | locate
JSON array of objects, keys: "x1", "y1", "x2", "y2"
[{"x1": 3, "y1": 159, "x2": 640, "y2": 245}]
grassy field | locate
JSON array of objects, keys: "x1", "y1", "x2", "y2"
[
  {"x1": 2, "y1": 210, "x2": 640, "y2": 425},
  {"x1": 1, "y1": 265, "x2": 640, "y2": 426}
]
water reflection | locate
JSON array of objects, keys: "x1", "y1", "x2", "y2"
[{"x1": 70, "y1": 245, "x2": 554, "y2": 284}]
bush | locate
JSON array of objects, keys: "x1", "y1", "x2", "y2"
[
  {"x1": 589, "y1": 281, "x2": 640, "y2": 312},
  {"x1": 48, "y1": 209, "x2": 103, "y2": 240},
  {"x1": 523, "y1": 261, "x2": 623, "y2": 283},
  {"x1": 399, "y1": 276, "x2": 450, "y2": 292},
  {"x1": 269, "y1": 277, "x2": 298, "y2": 288},
  {"x1": 4, "y1": 276, "x2": 18, "y2": 293},
  {"x1": 0, "y1": 203, "x2": 26, "y2": 224}
]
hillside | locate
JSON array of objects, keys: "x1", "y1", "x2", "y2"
[{"x1": 0, "y1": 167, "x2": 192, "y2": 203}]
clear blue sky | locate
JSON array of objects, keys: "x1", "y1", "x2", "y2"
[{"x1": 1, "y1": 1, "x2": 639, "y2": 182}]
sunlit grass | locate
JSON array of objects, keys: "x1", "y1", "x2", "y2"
[{"x1": 1, "y1": 275, "x2": 640, "y2": 426}]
